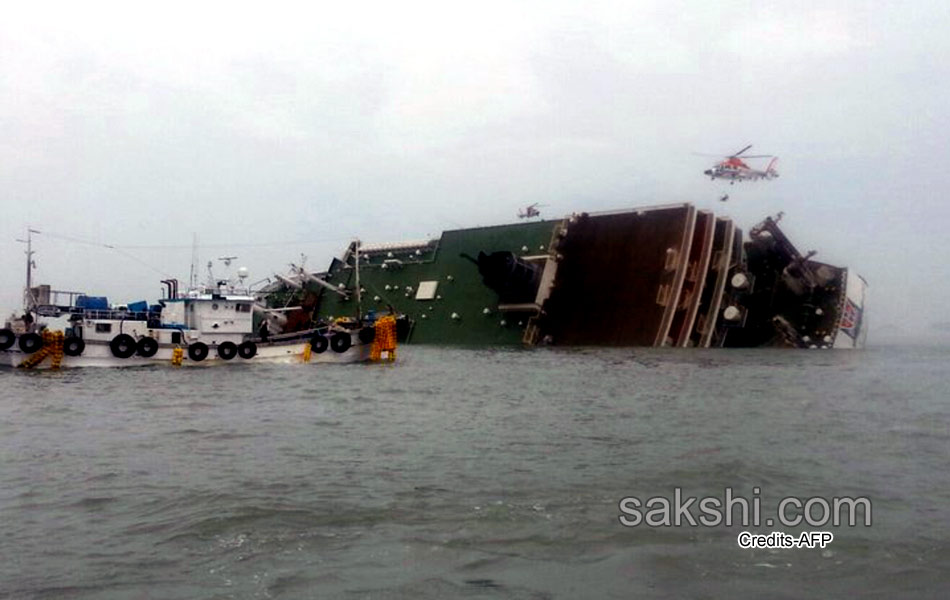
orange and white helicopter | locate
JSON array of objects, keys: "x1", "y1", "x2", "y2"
[
  {"x1": 517, "y1": 202, "x2": 545, "y2": 219},
  {"x1": 700, "y1": 145, "x2": 779, "y2": 184}
]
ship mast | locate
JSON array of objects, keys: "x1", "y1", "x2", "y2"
[
  {"x1": 16, "y1": 227, "x2": 39, "y2": 314},
  {"x1": 189, "y1": 232, "x2": 199, "y2": 291},
  {"x1": 354, "y1": 238, "x2": 362, "y2": 321}
]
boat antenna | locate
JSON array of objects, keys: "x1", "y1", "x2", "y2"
[
  {"x1": 354, "y1": 238, "x2": 362, "y2": 321},
  {"x1": 206, "y1": 260, "x2": 216, "y2": 290},
  {"x1": 15, "y1": 227, "x2": 40, "y2": 314},
  {"x1": 189, "y1": 232, "x2": 199, "y2": 290}
]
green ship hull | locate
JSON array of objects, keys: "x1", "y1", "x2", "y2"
[{"x1": 279, "y1": 203, "x2": 867, "y2": 349}]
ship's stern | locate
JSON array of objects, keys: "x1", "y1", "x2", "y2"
[{"x1": 832, "y1": 269, "x2": 868, "y2": 349}]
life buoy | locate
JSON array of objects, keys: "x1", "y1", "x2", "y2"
[
  {"x1": 330, "y1": 332, "x2": 352, "y2": 353},
  {"x1": 311, "y1": 333, "x2": 329, "y2": 353},
  {"x1": 63, "y1": 337, "x2": 85, "y2": 356},
  {"x1": 188, "y1": 342, "x2": 209, "y2": 362},
  {"x1": 217, "y1": 341, "x2": 238, "y2": 360},
  {"x1": 110, "y1": 334, "x2": 136, "y2": 358},
  {"x1": 238, "y1": 341, "x2": 257, "y2": 359},
  {"x1": 137, "y1": 337, "x2": 159, "y2": 358},
  {"x1": 358, "y1": 326, "x2": 375, "y2": 344},
  {"x1": 19, "y1": 332, "x2": 43, "y2": 354},
  {"x1": 0, "y1": 328, "x2": 15, "y2": 351}
]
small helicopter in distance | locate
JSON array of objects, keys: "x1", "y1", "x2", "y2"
[
  {"x1": 517, "y1": 202, "x2": 545, "y2": 219},
  {"x1": 699, "y1": 145, "x2": 779, "y2": 184}
]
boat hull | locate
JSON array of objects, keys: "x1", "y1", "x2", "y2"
[{"x1": 0, "y1": 335, "x2": 372, "y2": 369}]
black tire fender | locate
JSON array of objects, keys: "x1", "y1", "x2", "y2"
[
  {"x1": 110, "y1": 334, "x2": 136, "y2": 358},
  {"x1": 330, "y1": 332, "x2": 352, "y2": 353},
  {"x1": 217, "y1": 341, "x2": 238, "y2": 360},
  {"x1": 238, "y1": 341, "x2": 257, "y2": 359},
  {"x1": 357, "y1": 327, "x2": 375, "y2": 344},
  {"x1": 311, "y1": 333, "x2": 329, "y2": 353},
  {"x1": 0, "y1": 328, "x2": 15, "y2": 351},
  {"x1": 19, "y1": 332, "x2": 44, "y2": 354},
  {"x1": 395, "y1": 315, "x2": 411, "y2": 340},
  {"x1": 187, "y1": 342, "x2": 209, "y2": 362},
  {"x1": 63, "y1": 337, "x2": 85, "y2": 357},
  {"x1": 137, "y1": 337, "x2": 159, "y2": 358}
]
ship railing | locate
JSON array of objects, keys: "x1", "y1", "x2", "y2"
[
  {"x1": 35, "y1": 305, "x2": 69, "y2": 318},
  {"x1": 497, "y1": 302, "x2": 541, "y2": 313},
  {"x1": 49, "y1": 290, "x2": 85, "y2": 307},
  {"x1": 77, "y1": 309, "x2": 155, "y2": 321},
  {"x1": 31, "y1": 289, "x2": 86, "y2": 317}
]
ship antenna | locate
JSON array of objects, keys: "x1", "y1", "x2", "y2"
[
  {"x1": 354, "y1": 238, "x2": 362, "y2": 321},
  {"x1": 206, "y1": 260, "x2": 215, "y2": 290},
  {"x1": 189, "y1": 232, "x2": 199, "y2": 290}
]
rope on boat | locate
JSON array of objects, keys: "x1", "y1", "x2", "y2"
[
  {"x1": 50, "y1": 331, "x2": 64, "y2": 369},
  {"x1": 18, "y1": 330, "x2": 64, "y2": 370}
]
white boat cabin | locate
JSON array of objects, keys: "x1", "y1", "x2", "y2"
[{"x1": 77, "y1": 294, "x2": 256, "y2": 347}]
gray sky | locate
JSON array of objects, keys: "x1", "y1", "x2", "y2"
[{"x1": 2, "y1": 1, "x2": 947, "y2": 342}]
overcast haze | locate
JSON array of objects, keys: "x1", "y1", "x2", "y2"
[{"x1": 2, "y1": 1, "x2": 947, "y2": 343}]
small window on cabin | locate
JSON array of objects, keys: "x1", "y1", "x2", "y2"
[
  {"x1": 171, "y1": 332, "x2": 181, "y2": 344},
  {"x1": 95, "y1": 323, "x2": 112, "y2": 334},
  {"x1": 236, "y1": 304, "x2": 250, "y2": 313}
]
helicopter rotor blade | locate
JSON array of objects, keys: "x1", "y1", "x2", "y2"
[{"x1": 733, "y1": 145, "x2": 754, "y2": 157}]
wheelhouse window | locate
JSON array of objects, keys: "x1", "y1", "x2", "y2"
[{"x1": 95, "y1": 323, "x2": 112, "y2": 334}]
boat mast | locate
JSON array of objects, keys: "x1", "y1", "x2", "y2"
[
  {"x1": 354, "y1": 238, "x2": 362, "y2": 321},
  {"x1": 189, "y1": 232, "x2": 198, "y2": 291},
  {"x1": 16, "y1": 227, "x2": 39, "y2": 314}
]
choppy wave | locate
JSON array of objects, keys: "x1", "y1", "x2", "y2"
[{"x1": 1, "y1": 346, "x2": 948, "y2": 598}]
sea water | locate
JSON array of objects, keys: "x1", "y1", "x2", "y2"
[{"x1": 1, "y1": 345, "x2": 948, "y2": 598}]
